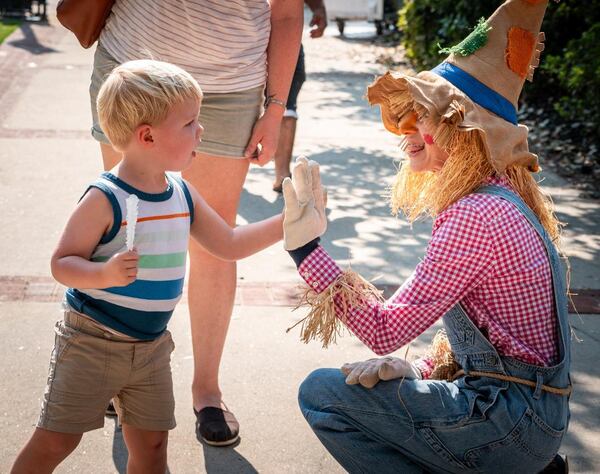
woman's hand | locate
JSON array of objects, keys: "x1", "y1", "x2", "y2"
[
  {"x1": 282, "y1": 156, "x2": 327, "y2": 250},
  {"x1": 244, "y1": 105, "x2": 284, "y2": 166}
]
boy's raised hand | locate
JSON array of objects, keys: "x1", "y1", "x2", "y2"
[
  {"x1": 282, "y1": 156, "x2": 327, "y2": 250},
  {"x1": 101, "y1": 250, "x2": 139, "y2": 287}
]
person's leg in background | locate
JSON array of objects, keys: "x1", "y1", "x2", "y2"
[
  {"x1": 94, "y1": 145, "x2": 250, "y2": 448},
  {"x1": 90, "y1": 45, "x2": 263, "y2": 444},
  {"x1": 100, "y1": 142, "x2": 121, "y2": 171},
  {"x1": 272, "y1": 114, "x2": 297, "y2": 192},
  {"x1": 273, "y1": 45, "x2": 305, "y2": 192}
]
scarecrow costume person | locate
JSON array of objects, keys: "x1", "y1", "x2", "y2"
[{"x1": 281, "y1": 0, "x2": 571, "y2": 472}]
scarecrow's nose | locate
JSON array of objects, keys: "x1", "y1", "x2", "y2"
[{"x1": 398, "y1": 111, "x2": 418, "y2": 135}]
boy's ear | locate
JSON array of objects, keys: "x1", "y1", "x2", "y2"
[{"x1": 134, "y1": 124, "x2": 154, "y2": 148}]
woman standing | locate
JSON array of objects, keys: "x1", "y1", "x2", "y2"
[{"x1": 88, "y1": 0, "x2": 303, "y2": 446}]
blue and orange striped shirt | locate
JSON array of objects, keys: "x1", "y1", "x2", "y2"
[{"x1": 66, "y1": 172, "x2": 194, "y2": 340}]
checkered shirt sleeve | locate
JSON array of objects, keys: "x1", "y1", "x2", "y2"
[
  {"x1": 297, "y1": 186, "x2": 558, "y2": 370},
  {"x1": 412, "y1": 356, "x2": 436, "y2": 379}
]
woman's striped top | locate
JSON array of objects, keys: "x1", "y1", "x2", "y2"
[
  {"x1": 99, "y1": 0, "x2": 271, "y2": 93},
  {"x1": 66, "y1": 172, "x2": 194, "y2": 340}
]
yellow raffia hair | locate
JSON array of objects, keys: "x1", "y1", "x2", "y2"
[
  {"x1": 427, "y1": 330, "x2": 460, "y2": 380},
  {"x1": 288, "y1": 270, "x2": 384, "y2": 348},
  {"x1": 389, "y1": 105, "x2": 562, "y2": 243}
]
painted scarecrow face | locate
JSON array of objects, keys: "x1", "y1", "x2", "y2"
[{"x1": 398, "y1": 111, "x2": 449, "y2": 173}]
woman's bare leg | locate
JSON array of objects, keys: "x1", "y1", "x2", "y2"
[
  {"x1": 100, "y1": 142, "x2": 122, "y2": 171},
  {"x1": 183, "y1": 153, "x2": 250, "y2": 412}
]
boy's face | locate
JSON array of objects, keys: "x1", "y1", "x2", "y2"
[
  {"x1": 398, "y1": 111, "x2": 448, "y2": 173},
  {"x1": 151, "y1": 98, "x2": 203, "y2": 172}
]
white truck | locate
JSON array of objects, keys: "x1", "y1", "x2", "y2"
[{"x1": 326, "y1": 0, "x2": 402, "y2": 36}]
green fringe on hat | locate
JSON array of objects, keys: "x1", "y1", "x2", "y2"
[{"x1": 438, "y1": 18, "x2": 492, "y2": 57}]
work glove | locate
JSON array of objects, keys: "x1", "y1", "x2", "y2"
[
  {"x1": 282, "y1": 156, "x2": 327, "y2": 250},
  {"x1": 341, "y1": 356, "x2": 422, "y2": 389}
]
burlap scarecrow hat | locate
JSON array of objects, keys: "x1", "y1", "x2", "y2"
[{"x1": 368, "y1": 0, "x2": 555, "y2": 173}]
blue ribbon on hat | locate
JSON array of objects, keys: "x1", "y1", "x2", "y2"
[{"x1": 431, "y1": 62, "x2": 518, "y2": 125}]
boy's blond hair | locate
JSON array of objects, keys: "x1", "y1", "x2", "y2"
[{"x1": 97, "y1": 59, "x2": 203, "y2": 150}]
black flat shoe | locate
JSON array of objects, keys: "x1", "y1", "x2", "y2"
[
  {"x1": 105, "y1": 400, "x2": 117, "y2": 417},
  {"x1": 539, "y1": 454, "x2": 568, "y2": 473},
  {"x1": 194, "y1": 407, "x2": 240, "y2": 447}
]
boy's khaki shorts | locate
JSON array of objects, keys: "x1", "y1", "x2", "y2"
[
  {"x1": 89, "y1": 42, "x2": 265, "y2": 158},
  {"x1": 37, "y1": 309, "x2": 176, "y2": 434}
]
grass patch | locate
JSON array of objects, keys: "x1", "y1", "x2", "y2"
[{"x1": 0, "y1": 19, "x2": 21, "y2": 45}]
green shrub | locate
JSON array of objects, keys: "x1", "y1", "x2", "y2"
[
  {"x1": 540, "y1": 23, "x2": 600, "y2": 121},
  {"x1": 397, "y1": 0, "x2": 497, "y2": 69}
]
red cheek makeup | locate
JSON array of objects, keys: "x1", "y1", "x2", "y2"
[{"x1": 423, "y1": 134, "x2": 434, "y2": 145}]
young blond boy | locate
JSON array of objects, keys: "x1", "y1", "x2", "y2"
[{"x1": 11, "y1": 60, "x2": 283, "y2": 474}]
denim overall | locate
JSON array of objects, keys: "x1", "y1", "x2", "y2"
[{"x1": 298, "y1": 185, "x2": 571, "y2": 473}]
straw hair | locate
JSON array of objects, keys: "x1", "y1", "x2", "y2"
[
  {"x1": 97, "y1": 59, "x2": 203, "y2": 150},
  {"x1": 427, "y1": 330, "x2": 460, "y2": 380},
  {"x1": 288, "y1": 269, "x2": 384, "y2": 348},
  {"x1": 390, "y1": 129, "x2": 493, "y2": 221},
  {"x1": 388, "y1": 98, "x2": 562, "y2": 243}
]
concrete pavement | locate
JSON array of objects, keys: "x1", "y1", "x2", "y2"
[{"x1": 0, "y1": 7, "x2": 599, "y2": 473}]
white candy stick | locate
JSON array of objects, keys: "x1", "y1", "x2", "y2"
[{"x1": 125, "y1": 194, "x2": 139, "y2": 251}]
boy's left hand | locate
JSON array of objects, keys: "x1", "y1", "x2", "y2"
[{"x1": 101, "y1": 249, "x2": 139, "y2": 287}]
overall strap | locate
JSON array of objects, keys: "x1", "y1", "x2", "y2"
[{"x1": 474, "y1": 185, "x2": 570, "y2": 367}]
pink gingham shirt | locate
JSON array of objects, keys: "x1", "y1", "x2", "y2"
[{"x1": 298, "y1": 177, "x2": 559, "y2": 378}]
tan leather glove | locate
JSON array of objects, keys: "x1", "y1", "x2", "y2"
[
  {"x1": 341, "y1": 356, "x2": 422, "y2": 389},
  {"x1": 282, "y1": 156, "x2": 327, "y2": 250}
]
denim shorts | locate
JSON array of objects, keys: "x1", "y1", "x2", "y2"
[
  {"x1": 89, "y1": 42, "x2": 265, "y2": 158},
  {"x1": 37, "y1": 309, "x2": 176, "y2": 434}
]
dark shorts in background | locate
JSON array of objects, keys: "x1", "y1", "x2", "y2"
[{"x1": 285, "y1": 45, "x2": 306, "y2": 118}]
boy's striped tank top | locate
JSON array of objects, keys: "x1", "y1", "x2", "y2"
[{"x1": 66, "y1": 172, "x2": 194, "y2": 340}]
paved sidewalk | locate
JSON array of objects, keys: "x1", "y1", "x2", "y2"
[{"x1": 0, "y1": 7, "x2": 599, "y2": 473}]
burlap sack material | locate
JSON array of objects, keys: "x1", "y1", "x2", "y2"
[
  {"x1": 367, "y1": 71, "x2": 538, "y2": 173},
  {"x1": 367, "y1": 0, "x2": 556, "y2": 174},
  {"x1": 448, "y1": 0, "x2": 549, "y2": 104}
]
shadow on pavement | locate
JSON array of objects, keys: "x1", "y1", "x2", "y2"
[
  {"x1": 309, "y1": 71, "x2": 382, "y2": 122},
  {"x1": 202, "y1": 442, "x2": 259, "y2": 474},
  {"x1": 109, "y1": 418, "x2": 174, "y2": 473},
  {"x1": 109, "y1": 419, "x2": 127, "y2": 473},
  {"x1": 562, "y1": 316, "x2": 600, "y2": 473},
  {"x1": 241, "y1": 146, "x2": 433, "y2": 282},
  {"x1": 7, "y1": 22, "x2": 56, "y2": 55}
]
